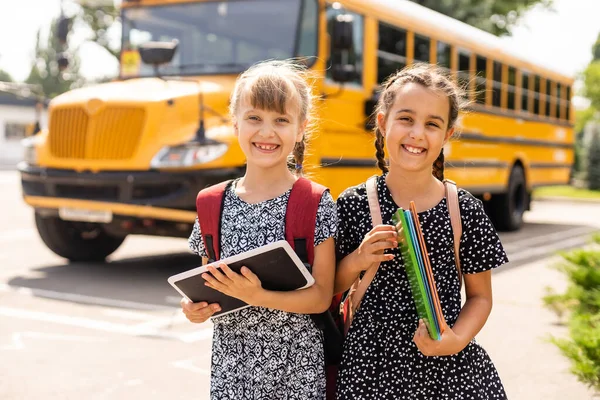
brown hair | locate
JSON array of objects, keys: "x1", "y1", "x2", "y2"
[
  {"x1": 229, "y1": 60, "x2": 315, "y2": 174},
  {"x1": 373, "y1": 63, "x2": 468, "y2": 180}
]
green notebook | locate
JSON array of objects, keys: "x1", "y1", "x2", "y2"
[{"x1": 392, "y1": 208, "x2": 441, "y2": 340}]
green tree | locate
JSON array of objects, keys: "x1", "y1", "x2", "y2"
[
  {"x1": 583, "y1": 62, "x2": 600, "y2": 111},
  {"x1": 0, "y1": 69, "x2": 13, "y2": 82},
  {"x1": 589, "y1": 128, "x2": 600, "y2": 190},
  {"x1": 25, "y1": 18, "x2": 84, "y2": 99},
  {"x1": 592, "y1": 32, "x2": 600, "y2": 62},
  {"x1": 410, "y1": 0, "x2": 553, "y2": 36},
  {"x1": 76, "y1": 2, "x2": 120, "y2": 60}
]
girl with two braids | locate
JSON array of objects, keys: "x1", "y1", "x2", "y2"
[{"x1": 334, "y1": 64, "x2": 508, "y2": 399}]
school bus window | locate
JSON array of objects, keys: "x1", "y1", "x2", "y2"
[
  {"x1": 533, "y1": 75, "x2": 541, "y2": 115},
  {"x1": 326, "y1": 6, "x2": 364, "y2": 85},
  {"x1": 521, "y1": 72, "x2": 529, "y2": 113},
  {"x1": 377, "y1": 22, "x2": 407, "y2": 84},
  {"x1": 457, "y1": 49, "x2": 471, "y2": 91},
  {"x1": 475, "y1": 55, "x2": 487, "y2": 104},
  {"x1": 555, "y1": 82, "x2": 562, "y2": 119},
  {"x1": 121, "y1": 1, "x2": 310, "y2": 77},
  {"x1": 436, "y1": 41, "x2": 451, "y2": 69},
  {"x1": 414, "y1": 34, "x2": 430, "y2": 63},
  {"x1": 545, "y1": 79, "x2": 553, "y2": 117},
  {"x1": 507, "y1": 66, "x2": 516, "y2": 110},
  {"x1": 492, "y1": 61, "x2": 502, "y2": 108},
  {"x1": 296, "y1": 0, "x2": 318, "y2": 58}
]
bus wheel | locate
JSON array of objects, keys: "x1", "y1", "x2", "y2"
[
  {"x1": 490, "y1": 165, "x2": 527, "y2": 232},
  {"x1": 34, "y1": 213, "x2": 125, "y2": 262}
]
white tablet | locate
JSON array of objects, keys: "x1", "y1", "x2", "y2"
[{"x1": 168, "y1": 240, "x2": 315, "y2": 317}]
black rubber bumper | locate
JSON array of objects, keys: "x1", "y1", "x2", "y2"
[{"x1": 19, "y1": 164, "x2": 244, "y2": 211}]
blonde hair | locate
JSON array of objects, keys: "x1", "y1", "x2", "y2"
[
  {"x1": 374, "y1": 63, "x2": 468, "y2": 180},
  {"x1": 229, "y1": 60, "x2": 315, "y2": 174}
]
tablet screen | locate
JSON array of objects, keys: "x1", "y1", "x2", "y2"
[{"x1": 172, "y1": 246, "x2": 311, "y2": 315}]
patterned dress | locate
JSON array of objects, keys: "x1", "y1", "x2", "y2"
[
  {"x1": 335, "y1": 174, "x2": 508, "y2": 400},
  {"x1": 188, "y1": 179, "x2": 337, "y2": 400}
]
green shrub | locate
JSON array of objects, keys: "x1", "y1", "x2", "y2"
[{"x1": 544, "y1": 235, "x2": 600, "y2": 392}]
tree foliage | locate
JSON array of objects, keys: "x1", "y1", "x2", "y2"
[
  {"x1": 410, "y1": 0, "x2": 553, "y2": 36},
  {"x1": 25, "y1": 18, "x2": 84, "y2": 99}
]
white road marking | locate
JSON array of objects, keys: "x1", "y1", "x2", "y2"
[
  {"x1": 102, "y1": 308, "x2": 165, "y2": 321},
  {"x1": 0, "y1": 306, "x2": 212, "y2": 343},
  {"x1": 178, "y1": 329, "x2": 214, "y2": 343},
  {"x1": 0, "y1": 228, "x2": 36, "y2": 243},
  {"x1": 20, "y1": 331, "x2": 108, "y2": 342},
  {"x1": 503, "y1": 226, "x2": 595, "y2": 253},
  {"x1": 0, "y1": 333, "x2": 25, "y2": 350},
  {"x1": 0, "y1": 283, "x2": 177, "y2": 311},
  {"x1": 0, "y1": 175, "x2": 18, "y2": 185},
  {"x1": 171, "y1": 359, "x2": 210, "y2": 375},
  {"x1": 507, "y1": 235, "x2": 590, "y2": 263},
  {"x1": 165, "y1": 295, "x2": 184, "y2": 305}
]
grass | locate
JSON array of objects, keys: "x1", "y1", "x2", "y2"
[{"x1": 533, "y1": 185, "x2": 600, "y2": 200}]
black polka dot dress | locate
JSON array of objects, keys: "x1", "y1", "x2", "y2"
[{"x1": 335, "y1": 174, "x2": 508, "y2": 400}]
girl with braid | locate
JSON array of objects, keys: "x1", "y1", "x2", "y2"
[
  {"x1": 182, "y1": 60, "x2": 337, "y2": 399},
  {"x1": 334, "y1": 64, "x2": 508, "y2": 399}
]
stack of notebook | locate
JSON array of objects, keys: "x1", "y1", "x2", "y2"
[{"x1": 392, "y1": 202, "x2": 445, "y2": 341}]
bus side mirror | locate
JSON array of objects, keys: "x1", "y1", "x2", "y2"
[
  {"x1": 331, "y1": 15, "x2": 354, "y2": 51},
  {"x1": 138, "y1": 40, "x2": 179, "y2": 77},
  {"x1": 138, "y1": 40, "x2": 179, "y2": 65},
  {"x1": 329, "y1": 15, "x2": 357, "y2": 83},
  {"x1": 331, "y1": 64, "x2": 358, "y2": 83}
]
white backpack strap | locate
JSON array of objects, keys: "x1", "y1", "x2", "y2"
[
  {"x1": 443, "y1": 179, "x2": 463, "y2": 289},
  {"x1": 344, "y1": 176, "x2": 383, "y2": 333}
]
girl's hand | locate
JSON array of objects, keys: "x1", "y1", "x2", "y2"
[
  {"x1": 413, "y1": 319, "x2": 466, "y2": 356},
  {"x1": 203, "y1": 263, "x2": 265, "y2": 306},
  {"x1": 356, "y1": 225, "x2": 398, "y2": 270},
  {"x1": 180, "y1": 298, "x2": 221, "y2": 323}
]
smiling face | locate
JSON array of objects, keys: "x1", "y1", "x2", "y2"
[
  {"x1": 234, "y1": 88, "x2": 305, "y2": 171},
  {"x1": 378, "y1": 82, "x2": 454, "y2": 174}
]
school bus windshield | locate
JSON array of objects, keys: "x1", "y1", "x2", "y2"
[{"x1": 121, "y1": 0, "x2": 318, "y2": 77}]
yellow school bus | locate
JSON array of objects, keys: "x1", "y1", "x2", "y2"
[{"x1": 19, "y1": 0, "x2": 574, "y2": 261}]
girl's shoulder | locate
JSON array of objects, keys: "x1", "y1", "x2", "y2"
[
  {"x1": 338, "y1": 181, "x2": 368, "y2": 200},
  {"x1": 456, "y1": 187, "x2": 488, "y2": 223},
  {"x1": 336, "y1": 181, "x2": 370, "y2": 211},
  {"x1": 457, "y1": 188, "x2": 479, "y2": 208}
]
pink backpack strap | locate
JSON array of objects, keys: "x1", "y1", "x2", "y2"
[
  {"x1": 443, "y1": 178, "x2": 463, "y2": 289},
  {"x1": 285, "y1": 177, "x2": 327, "y2": 266},
  {"x1": 195, "y1": 180, "x2": 232, "y2": 261},
  {"x1": 343, "y1": 176, "x2": 382, "y2": 332}
]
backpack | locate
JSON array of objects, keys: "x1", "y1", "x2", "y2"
[{"x1": 195, "y1": 177, "x2": 344, "y2": 400}]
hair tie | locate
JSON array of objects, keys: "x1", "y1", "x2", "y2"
[{"x1": 295, "y1": 163, "x2": 303, "y2": 171}]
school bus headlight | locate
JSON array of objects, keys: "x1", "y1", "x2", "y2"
[
  {"x1": 150, "y1": 142, "x2": 229, "y2": 168},
  {"x1": 21, "y1": 137, "x2": 38, "y2": 165}
]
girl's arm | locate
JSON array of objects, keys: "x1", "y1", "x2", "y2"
[
  {"x1": 334, "y1": 226, "x2": 397, "y2": 294},
  {"x1": 203, "y1": 237, "x2": 335, "y2": 314},
  {"x1": 413, "y1": 270, "x2": 493, "y2": 356},
  {"x1": 452, "y1": 270, "x2": 493, "y2": 343}
]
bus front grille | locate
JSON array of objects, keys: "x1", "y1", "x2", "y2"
[{"x1": 49, "y1": 107, "x2": 146, "y2": 160}]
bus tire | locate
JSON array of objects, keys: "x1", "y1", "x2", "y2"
[
  {"x1": 34, "y1": 213, "x2": 125, "y2": 262},
  {"x1": 490, "y1": 165, "x2": 527, "y2": 232}
]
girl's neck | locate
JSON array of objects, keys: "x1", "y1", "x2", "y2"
[
  {"x1": 385, "y1": 166, "x2": 445, "y2": 212},
  {"x1": 237, "y1": 163, "x2": 297, "y2": 203}
]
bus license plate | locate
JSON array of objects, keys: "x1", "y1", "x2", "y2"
[{"x1": 58, "y1": 208, "x2": 113, "y2": 223}]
